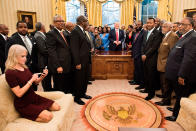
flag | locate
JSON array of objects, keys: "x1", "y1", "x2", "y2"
[{"x1": 84, "y1": 4, "x2": 88, "y2": 18}]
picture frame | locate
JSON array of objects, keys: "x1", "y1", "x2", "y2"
[
  {"x1": 17, "y1": 10, "x2": 37, "y2": 32},
  {"x1": 184, "y1": 8, "x2": 196, "y2": 18}
]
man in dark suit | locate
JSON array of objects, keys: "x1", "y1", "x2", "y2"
[
  {"x1": 131, "y1": 21, "x2": 146, "y2": 90},
  {"x1": 6, "y1": 21, "x2": 38, "y2": 74},
  {"x1": 0, "y1": 24, "x2": 9, "y2": 74},
  {"x1": 140, "y1": 18, "x2": 163, "y2": 100},
  {"x1": 34, "y1": 22, "x2": 53, "y2": 91},
  {"x1": 46, "y1": 15, "x2": 72, "y2": 94},
  {"x1": 165, "y1": 17, "x2": 196, "y2": 121},
  {"x1": 155, "y1": 18, "x2": 162, "y2": 32},
  {"x1": 172, "y1": 22, "x2": 182, "y2": 38},
  {"x1": 70, "y1": 15, "x2": 92, "y2": 105},
  {"x1": 109, "y1": 22, "x2": 124, "y2": 51}
]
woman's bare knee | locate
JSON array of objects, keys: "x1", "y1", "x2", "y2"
[
  {"x1": 36, "y1": 110, "x2": 53, "y2": 123},
  {"x1": 49, "y1": 102, "x2": 60, "y2": 111}
]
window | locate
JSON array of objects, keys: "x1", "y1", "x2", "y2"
[
  {"x1": 141, "y1": 0, "x2": 158, "y2": 24},
  {"x1": 102, "y1": 0, "x2": 120, "y2": 28},
  {"x1": 66, "y1": 0, "x2": 80, "y2": 23}
]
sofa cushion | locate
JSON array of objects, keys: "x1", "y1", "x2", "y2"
[
  {"x1": 0, "y1": 74, "x2": 20, "y2": 130},
  {"x1": 3, "y1": 92, "x2": 75, "y2": 131}
]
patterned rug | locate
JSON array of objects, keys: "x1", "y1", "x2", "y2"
[{"x1": 81, "y1": 92, "x2": 164, "y2": 131}]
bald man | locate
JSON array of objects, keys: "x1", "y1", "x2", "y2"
[
  {"x1": 64, "y1": 22, "x2": 75, "y2": 35},
  {"x1": 109, "y1": 22, "x2": 124, "y2": 51},
  {"x1": 0, "y1": 24, "x2": 9, "y2": 73}
]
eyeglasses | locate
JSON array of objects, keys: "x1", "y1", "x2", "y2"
[
  {"x1": 179, "y1": 23, "x2": 191, "y2": 26},
  {"x1": 55, "y1": 20, "x2": 65, "y2": 23}
]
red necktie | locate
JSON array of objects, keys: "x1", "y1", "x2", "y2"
[
  {"x1": 116, "y1": 30, "x2": 119, "y2": 41},
  {"x1": 60, "y1": 32, "x2": 68, "y2": 46}
]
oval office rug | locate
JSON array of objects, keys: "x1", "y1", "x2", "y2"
[{"x1": 81, "y1": 92, "x2": 165, "y2": 131}]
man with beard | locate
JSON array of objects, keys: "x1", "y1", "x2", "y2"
[
  {"x1": 130, "y1": 21, "x2": 146, "y2": 91},
  {"x1": 140, "y1": 18, "x2": 163, "y2": 100},
  {"x1": 6, "y1": 21, "x2": 38, "y2": 73},
  {"x1": 0, "y1": 24, "x2": 9, "y2": 73},
  {"x1": 165, "y1": 17, "x2": 196, "y2": 121},
  {"x1": 70, "y1": 15, "x2": 92, "y2": 105}
]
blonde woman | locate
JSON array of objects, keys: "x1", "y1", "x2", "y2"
[{"x1": 5, "y1": 44, "x2": 60, "y2": 122}]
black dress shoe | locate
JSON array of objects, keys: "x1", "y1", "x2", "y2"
[
  {"x1": 74, "y1": 98, "x2": 85, "y2": 105},
  {"x1": 155, "y1": 101, "x2": 171, "y2": 106},
  {"x1": 129, "y1": 80, "x2": 138, "y2": 85},
  {"x1": 139, "y1": 89, "x2": 147, "y2": 93},
  {"x1": 82, "y1": 95, "x2": 92, "y2": 99},
  {"x1": 156, "y1": 94, "x2": 165, "y2": 98},
  {"x1": 135, "y1": 86, "x2": 144, "y2": 90},
  {"x1": 145, "y1": 95, "x2": 154, "y2": 100},
  {"x1": 88, "y1": 81, "x2": 92, "y2": 85},
  {"x1": 165, "y1": 116, "x2": 176, "y2": 121},
  {"x1": 167, "y1": 107, "x2": 174, "y2": 112}
]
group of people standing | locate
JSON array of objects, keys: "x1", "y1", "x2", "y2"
[{"x1": 129, "y1": 16, "x2": 196, "y2": 121}]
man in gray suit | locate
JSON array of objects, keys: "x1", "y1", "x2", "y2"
[{"x1": 34, "y1": 22, "x2": 52, "y2": 91}]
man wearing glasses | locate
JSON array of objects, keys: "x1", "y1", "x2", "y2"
[
  {"x1": 165, "y1": 17, "x2": 196, "y2": 121},
  {"x1": 46, "y1": 15, "x2": 72, "y2": 94}
]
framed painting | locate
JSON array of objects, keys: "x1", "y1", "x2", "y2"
[
  {"x1": 17, "y1": 11, "x2": 37, "y2": 32},
  {"x1": 184, "y1": 8, "x2": 196, "y2": 18}
]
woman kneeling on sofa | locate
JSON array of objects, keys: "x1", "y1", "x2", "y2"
[{"x1": 5, "y1": 44, "x2": 60, "y2": 122}]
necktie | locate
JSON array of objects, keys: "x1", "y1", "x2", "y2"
[
  {"x1": 179, "y1": 36, "x2": 183, "y2": 39},
  {"x1": 60, "y1": 32, "x2": 68, "y2": 46},
  {"x1": 134, "y1": 32, "x2": 140, "y2": 42},
  {"x1": 116, "y1": 30, "x2": 119, "y2": 41},
  {"x1": 23, "y1": 36, "x2": 32, "y2": 55},
  {"x1": 146, "y1": 31, "x2": 151, "y2": 41}
]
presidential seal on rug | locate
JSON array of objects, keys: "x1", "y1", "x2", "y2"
[{"x1": 81, "y1": 92, "x2": 165, "y2": 131}]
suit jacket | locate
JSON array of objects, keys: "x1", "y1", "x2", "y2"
[
  {"x1": 157, "y1": 32, "x2": 179, "y2": 72},
  {"x1": 0, "y1": 34, "x2": 7, "y2": 68},
  {"x1": 46, "y1": 28, "x2": 71, "y2": 74},
  {"x1": 142, "y1": 28, "x2": 163, "y2": 67},
  {"x1": 131, "y1": 29, "x2": 146, "y2": 59},
  {"x1": 34, "y1": 31, "x2": 48, "y2": 71},
  {"x1": 165, "y1": 30, "x2": 196, "y2": 83},
  {"x1": 6, "y1": 33, "x2": 38, "y2": 73},
  {"x1": 70, "y1": 25, "x2": 91, "y2": 66},
  {"x1": 109, "y1": 29, "x2": 124, "y2": 51}
]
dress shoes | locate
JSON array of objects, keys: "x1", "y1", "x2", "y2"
[
  {"x1": 167, "y1": 107, "x2": 174, "y2": 112},
  {"x1": 165, "y1": 116, "x2": 176, "y2": 121},
  {"x1": 74, "y1": 98, "x2": 85, "y2": 105},
  {"x1": 139, "y1": 89, "x2": 148, "y2": 93},
  {"x1": 128, "y1": 80, "x2": 138, "y2": 85},
  {"x1": 82, "y1": 94, "x2": 92, "y2": 99},
  {"x1": 156, "y1": 94, "x2": 165, "y2": 98},
  {"x1": 155, "y1": 101, "x2": 171, "y2": 106},
  {"x1": 135, "y1": 86, "x2": 144, "y2": 90},
  {"x1": 88, "y1": 81, "x2": 92, "y2": 85},
  {"x1": 145, "y1": 95, "x2": 155, "y2": 100}
]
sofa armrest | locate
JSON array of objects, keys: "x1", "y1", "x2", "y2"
[
  {"x1": 180, "y1": 98, "x2": 196, "y2": 120},
  {"x1": 35, "y1": 91, "x2": 66, "y2": 100},
  {"x1": 189, "y1": 93, "x2": 196, "y2": 102}
]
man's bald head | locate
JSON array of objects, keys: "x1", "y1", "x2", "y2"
[
  {"x1": 65, "y1": 22, "x2": 75, "y2": 32},
  {"x1": 0, "y1": 24, "x2": 9, "y2": 36}
]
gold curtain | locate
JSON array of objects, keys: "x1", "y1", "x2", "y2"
[
  {"x1": 120, "y1": 0, "x2": 134, "y2": 27},
  {"x1": 52, "y1": 0, "x2": 66, "y2": 21},
  {"x1": 157, "y1": 0, "x2": 174, "y2": 21},
  {"x1": 86, "y1": 0, "x2": 103, "y2": 26}
]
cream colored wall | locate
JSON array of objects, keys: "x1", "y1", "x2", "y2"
[
  {"x1": 173, "y1": 0, "x2": 196, "y2": 22},
  {"x1": 0, "y1": 0, "x2": 53, "y2": 35}
]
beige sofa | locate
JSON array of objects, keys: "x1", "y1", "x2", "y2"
[
  {"x1": 176, "y1": 93, "x2": 196, "y2": 131},
  {"x1": 0, "y1": 74, "x2": 75, "y2": 131}
]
